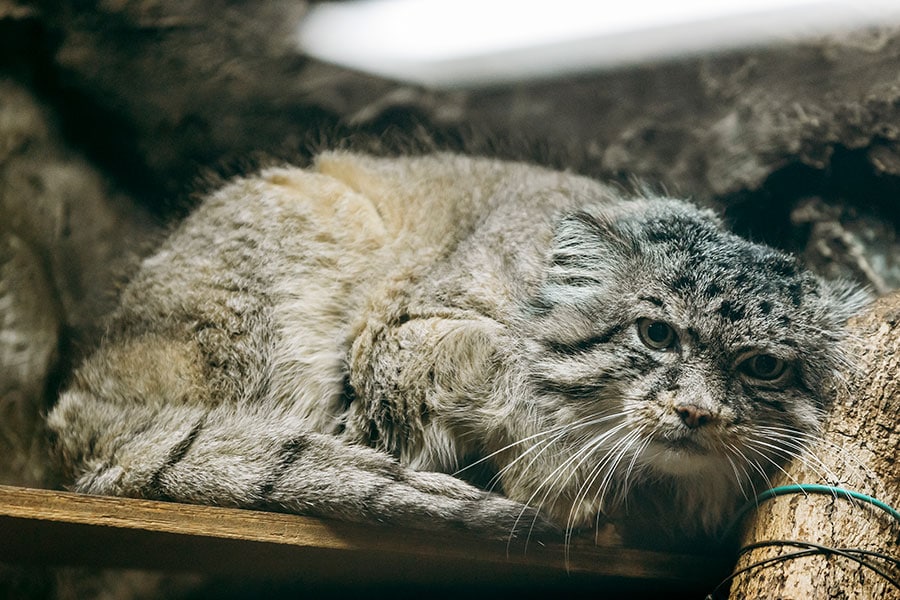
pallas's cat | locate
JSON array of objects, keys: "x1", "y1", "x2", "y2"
[{"x1": 48, "y1": 153, "x2": 867, "y2": 545}]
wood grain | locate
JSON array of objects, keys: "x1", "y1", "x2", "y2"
[{"x1": 0, "y1": 484, "x2": 731, "y2": 591}]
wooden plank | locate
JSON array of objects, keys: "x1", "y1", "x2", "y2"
[{"x1": 0, "y1": 485, "x2": 732, "y2": 591}]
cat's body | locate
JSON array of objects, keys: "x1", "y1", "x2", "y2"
[{"x1": 48, "y1": 152, "x2": 867, "y2": 546}]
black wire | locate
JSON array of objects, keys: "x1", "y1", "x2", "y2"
[
  {"x1": 739, "y1": 540, "x2": 900, "y2": 586},
  {"x1": 706, "y1": 539, "x2": 900, "y2": 599},
  {"x1": 740, "y1": 540, "x2": 900, "y2": 570},
  {"x1": 707, "y1": 548, "x2": 822, "y2": 600}
]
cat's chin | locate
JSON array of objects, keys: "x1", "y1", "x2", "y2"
[{"x1": 643, "y1": 440, "x2": 725, "y2": 477}]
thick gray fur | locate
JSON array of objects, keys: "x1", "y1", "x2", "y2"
[{"x1": 47, "y1": 152, "x2": 868, "y2": 544}]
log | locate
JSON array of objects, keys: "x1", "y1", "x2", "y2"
[{"x1": 726, "y1": 292, "x2": 900, "y2": 599}]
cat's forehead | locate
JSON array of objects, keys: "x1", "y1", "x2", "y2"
[
  {"x1": 658, "y1": 234, "x2": 806, "y2": 304},
  {"x1": 620, "y1": 201, "x2": 801, "y2": 287},
  {"x1": 546, "y1": 198, "x2": 852, "y2": 351},
  {"x1": 633, "y1": 212, "x2": 818, "y2": 340}
]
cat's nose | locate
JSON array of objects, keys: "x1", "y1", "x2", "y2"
[{"x1": 674, "y1": 403, "x2": 713, "y2": 428}]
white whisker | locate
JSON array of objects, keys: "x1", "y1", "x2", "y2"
[
  {"x1": 516, "y1": 420, "x2": 633, "y2": 532},
  {"x1": 504, "y1": 415, "x2": 632, "y2": 549},
  {"x1": 723, "y1": 444, "x2": 753, "y2": 500}
]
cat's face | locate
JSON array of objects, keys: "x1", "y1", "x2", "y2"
[{"x1": 514, "y1": 198, "x2": 868, "y2": 532}]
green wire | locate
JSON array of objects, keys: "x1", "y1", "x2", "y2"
[
  {"x1": 727, "y1": 483, "x2": 900, "y2": 535},
  {"x1": 759, "y1": 485, "x2": 900, "y2": 524}
]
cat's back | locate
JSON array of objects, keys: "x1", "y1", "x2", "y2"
[
  {"x1": 135, "y1": 151, "x2": 607, "y2": 308},
  {"x1": 146, "y1": 151, "x2": 588, "y2": 271},
  {"x1": 98, "y1": 152, "x2": 606, "y2": 428}
]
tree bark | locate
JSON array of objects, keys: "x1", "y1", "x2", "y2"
[{"x1": 727, "y1": 292, "x2": 900, "y2": 599}]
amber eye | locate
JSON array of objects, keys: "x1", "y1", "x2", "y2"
[
  {"x1": 637, "y1": 319, "x2": 676, "y2": 350},
  {"x1": 740, "y1": 354, "x2": 788, "y2": 381}
]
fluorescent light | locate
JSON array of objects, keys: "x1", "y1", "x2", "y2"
[{"x1": 297, "y1": 0, "x2": 900, "y2": 88}]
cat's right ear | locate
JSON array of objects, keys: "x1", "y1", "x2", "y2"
[
  {"x1": 535, "y1": 210, "x2": 636, "y2": 315},
  {"x1": 549, "y1": 209, "x2": 632, "y2": 273}
]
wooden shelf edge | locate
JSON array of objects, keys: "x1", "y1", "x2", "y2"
[{"x1": 0, "y1": 485, "x2": 732, "y2": 588}]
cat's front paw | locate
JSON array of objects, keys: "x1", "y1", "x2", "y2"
[{"x1": 402, "y1": 469, "x2": 560, "y2": 541}]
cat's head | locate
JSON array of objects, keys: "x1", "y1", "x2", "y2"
[{"x1": 513, "y1": 197, "x2": 870, "y2": 534}]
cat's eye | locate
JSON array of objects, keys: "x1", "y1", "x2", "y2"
[
  {"x1": 637, "y1": 318, "x2": 676, "y2": 350},
  {"x1": 740, "y1": 354, "x2": 788, "y2": 382}
]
